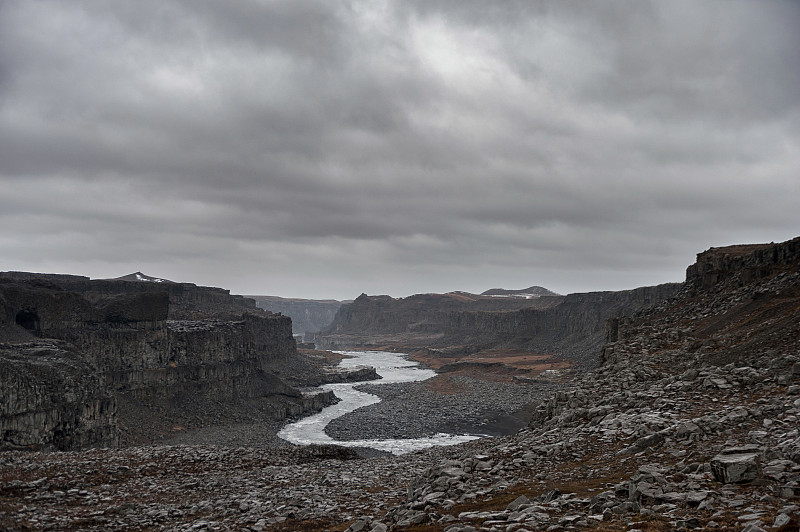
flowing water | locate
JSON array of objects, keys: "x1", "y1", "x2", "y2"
[{"x1": 277, "y1": 350, "x2": 480, "y2": 454}]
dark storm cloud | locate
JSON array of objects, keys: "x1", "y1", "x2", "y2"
[{"x1": 1, "y1": 0, "x2": 799, "y2": 298}]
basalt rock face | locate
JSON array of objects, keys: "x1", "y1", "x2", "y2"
[
  {"x1": 248, "y1": 295, "x2": 345, "y2": 337},
  {"x1": 0, "y1": 341, "x2": 118, "y2": 451},
  {"x1": 0, "y1": 274, "x2": 329, "y2": 451},
  {"x1": 445, "y1": 283, "x2": 682, "y2": 367},
  {"x1": 602, "y1": 235, "x2": 800, "y2": 368},
  {"x1": 315, "y1": 284, "x2": 680, "y2": 369},
  {"x1": 685, "y1": 237, "x2": 800, "y2": 291},
  {"x1": 316, "y1": 291, "x2": 562, "y2": 350}
]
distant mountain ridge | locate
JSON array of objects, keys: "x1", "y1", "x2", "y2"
[
  {"x1": 315, "y1": 290, "x2": 565, "y2": 350},
  {"x1": 481, "y1": 286, "x2": 560, "y2": 298}
]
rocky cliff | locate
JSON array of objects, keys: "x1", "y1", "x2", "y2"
[
  {"x1": 0, "y1": 274, "x2": 334, "y2": 451},
  {"x1": 602, "y1": 235, "x2": 800, "y2": 367},
  {"x1": 315, "y1": 291, "x2": 563, "y2": 350},
  {"x1": 442, "y1": 283, "x2": 681, "y2": 368},
  {"x1": 248, "y1": 295, "x2": 345, "y2": 337},
  {"x1": 316, "y1": 283, "x2": 680, "y2": 369},
  {"x1": 685, "y1": 238, "x2": 800, "y2": 290},
  {"x1": 0, "y1": 340, "x2": 117, "y2": 451}
]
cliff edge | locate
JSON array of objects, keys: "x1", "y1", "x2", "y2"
[{"x1": 0, "y1": 274, "x2": 333, "y2": 451}]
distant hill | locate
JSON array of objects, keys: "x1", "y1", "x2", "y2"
[
  {"x1": 481, "y1": 286, "x2": 560, "y2": 298},
  {"x1": 113, "y1": 272, "x2": 174, "y2": 283}
]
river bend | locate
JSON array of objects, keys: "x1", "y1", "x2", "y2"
[{"x1": 277, "y1": 350, "x2": 480, "y2": 454}]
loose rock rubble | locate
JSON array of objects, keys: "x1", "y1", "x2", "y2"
[
  {"x1": 376, "y1": 353, "x2": 800, "y2": 531},
  {"x1": 366, "y1": 252, "x2": 800, "y2": 531}
]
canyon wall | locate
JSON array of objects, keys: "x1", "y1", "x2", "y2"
[
  {"x1": 316, "y1": 292, "x2": 562, "y2": 349},
  {"x1": 0, "y1": 274, "x2": 330, "y2": 451},
  {"x1": 249, "y1": 295, "x2": 345, "y2": 336},
  {"x1": 0, "y1": 341, "x2": 118, "y2": 451},
  {"x1": 444, "y1": 283, "x2": 681, "y2": 367},
  {"x1": 602, "y1": 236, "x2": 800, "y2": 368},
  {"x1": 316, "y1": 284, "x2": 680, "y2": 368},
  {"x1": 685, "y1": 237, "x2": 800, "y2": 291}
]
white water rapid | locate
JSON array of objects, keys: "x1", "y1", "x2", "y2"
[{"x1": 277, "y1": 350, "x2": 480, "y2": 455}]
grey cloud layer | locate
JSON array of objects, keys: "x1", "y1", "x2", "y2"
[{"x1": 1, "y1": 0, "x2": 798, "y2": 298}]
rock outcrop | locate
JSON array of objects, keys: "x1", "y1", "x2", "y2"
[
  {"x1": 0, "y1": 341, "x2": 117, "y2": 450},
  {"x1": 0, "y1": 273, "x2": 334, "y2": 451},
  {"x1": 685, "y1": 238, "x2": 800, "y2": 290}
]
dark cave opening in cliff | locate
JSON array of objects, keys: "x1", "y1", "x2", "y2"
[{"x1": 15, "y1": 309, "x2": 40, "y2": 333}]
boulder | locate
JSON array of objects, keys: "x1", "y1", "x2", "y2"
[
  {"x1": 674, "y1": 422, "x2": 703, "y2": 439},
  {"x1": 710, "y1": 452, "x2": 760, "y2": 483},
  {"x1": 680, "y1": 368, "x2": 700, "y2": 381},
  {"x1": 506, "y1": 494, "x2": 530, "y2": 511}
]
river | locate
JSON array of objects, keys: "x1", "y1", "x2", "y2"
[{"x1": 277, "y1": 350, "x2": 481, "y2": 455}]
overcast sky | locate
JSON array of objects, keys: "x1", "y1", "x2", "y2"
[{"x1": 1, "y1": 1, "x2": 798, "y2": 300}]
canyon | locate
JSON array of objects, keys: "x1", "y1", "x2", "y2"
[
  {"x1": 316, "y1": 281, "x2": 681, "y2": 372},
  {"x1": 248, "y1": 295, "x2": 347, "y2": 339},
  {"x1": 1, "y1": 236, "x2": 799, "y2": 531}
]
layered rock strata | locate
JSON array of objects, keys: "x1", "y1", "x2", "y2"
[
  {"x1": 443, "y1": 283, "x2": 680, "y2": 367},
  {"x1": 0, "y1": 341, "x2": 117, "y2": 450},
  {"x1": 0, "y1": 274, "x2": 334, "y2": 450},
  {"x1": 316, "y1": 292, "x2": 563, "y2": 350},
  {"x1": 317, "y1": 283, "x2": 680, "y2": 368}
]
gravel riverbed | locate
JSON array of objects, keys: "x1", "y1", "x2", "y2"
[{"x1": 325, "y1": 374, "x2": 561, "y2": 441}]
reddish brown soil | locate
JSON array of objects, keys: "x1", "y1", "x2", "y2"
[{"x1": 410, "y1": 348, "x2": 572, "y2": 383}]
